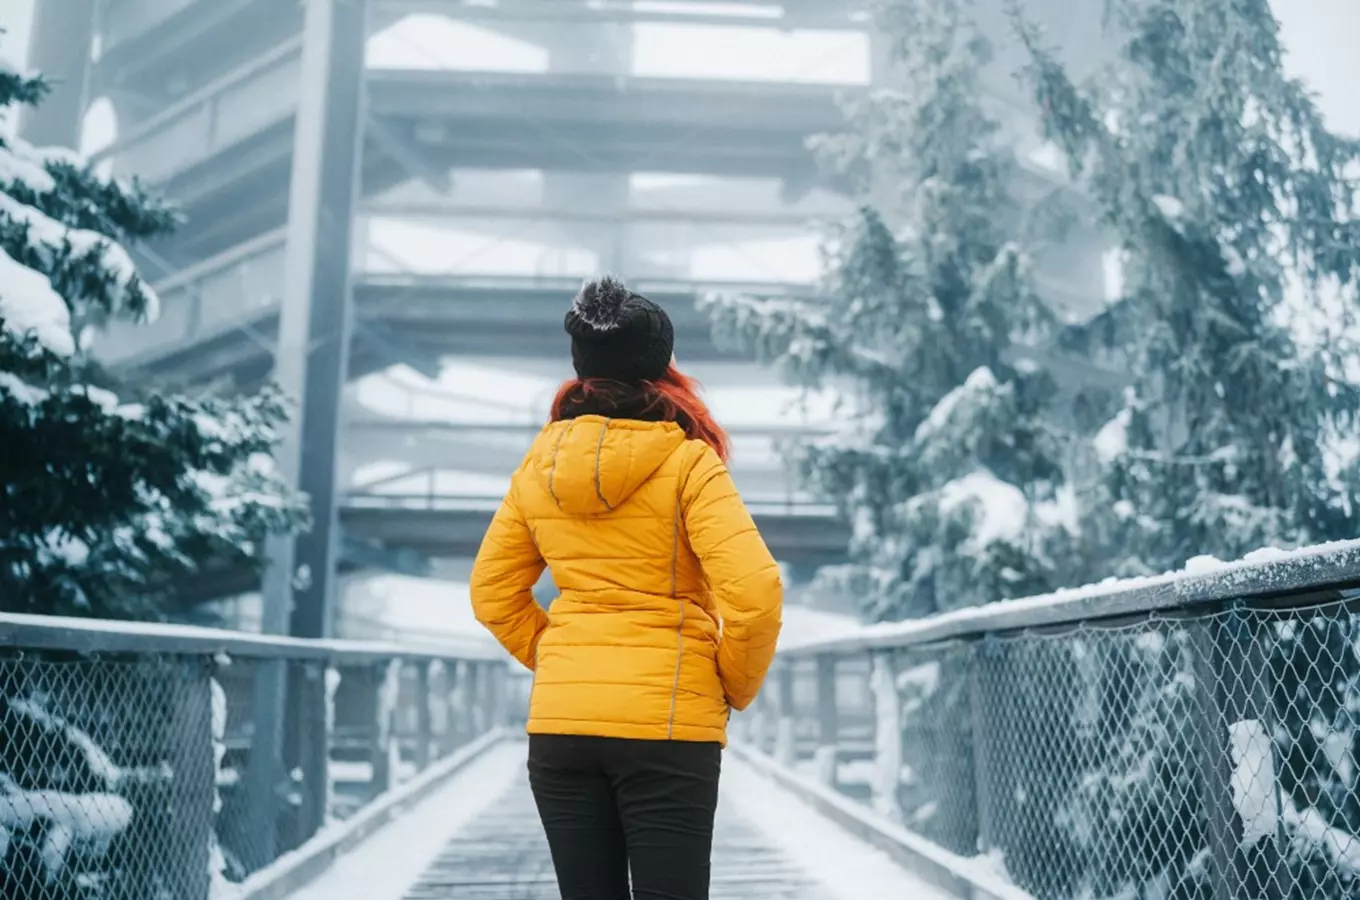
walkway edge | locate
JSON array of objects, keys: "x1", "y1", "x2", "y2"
[
  {"x1": 235, "y1": 729, "x2": 509, "y2": 900},
  {"x1": 726, "y1": 742, "x2": 1034, "y2": 900}
]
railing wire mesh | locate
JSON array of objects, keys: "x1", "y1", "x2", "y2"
[
  {"x1": 0, "y1": 637, "x2": 506, "y2": 900},
  {"x1": 757, "y1": 592, "x2": 1360, "y2": 900}
]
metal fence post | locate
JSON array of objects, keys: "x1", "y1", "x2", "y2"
[
  {"x1": 870, "y1": 649, "x2": 903, "y2": 824},
  {"x1": 441, "y1": 661, "x2": 462, "y2": 755},
  {"x1": 750, "y1": 684, "x2": 771, "y2": 752},
  {"x1": 774, "y1": 662, "x2": 797, "y2": 766},
  {"x1": 166, "y1": 656, "x2": 216, "y2": 900},
  {"x1": 489, "y1": 664, "x2": 507, "y2": 730},
  {"x1": 465, "y1": 662, "x2": 484, "y2": 737},
  {"x1": 415, "y1": 661, "x2": 434, "y2": 771},
  {"x1": 1192, "y1": 606, "x2": 1288, "y2": 900},
  {"x1": 290, "y1": 660, "x2": 330, "y2": 843},
  {"x1": 815, "y1": 654, "x2": 838, "y2": 787},
  {"x1": 243, "y1": 659, "x2": 287, "y2": 869},
  {"x1": 371, "y1": 660, "x2": 400, "y2": 795}
]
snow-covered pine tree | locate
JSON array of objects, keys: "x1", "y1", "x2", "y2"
[
  {"x1": 1013, "y1": 3, "x2": 1360, "y2": 897},
  {"x1": 701, "y1": 0, "x2": 1076, "y2": 623},
  {"x1": 0, "y1": 64, "x2": 307, "y2": 619},
  {"x1": 1014, "y1": 0, "x2": 1360, "y2": 573}
]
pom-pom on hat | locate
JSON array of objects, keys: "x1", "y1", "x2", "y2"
[{"x1": 564, "y1": 275, "x2": 675, "y2": 383}]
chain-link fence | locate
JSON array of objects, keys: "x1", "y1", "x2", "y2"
[
  {"x1": 0, "y1": 621, "x2": 510, "y2": 900},
  {"x1": 749, "y1": 555, "x2": 1360, "y2": 900}
]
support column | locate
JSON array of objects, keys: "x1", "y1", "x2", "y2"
[
  {"x1": 251, "y1": 0, "x2": 368, "y2": 851},
  {"x1": 262, "y1": 0, "x2": 370, "y2": 641},
  {"x1": 20, "y1": 0, "x2": 98, "y2": 149},
  {"x1": 541, "y1": 9, "x2": 633, "y2": 275}
]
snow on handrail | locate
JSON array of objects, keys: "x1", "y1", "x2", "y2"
[
  {"x1": 779, "y1": 539, "x2": 1360, "y2": 657},
  {"x1": 0, "y1": 611, "x2": 503, "y2": 662}
]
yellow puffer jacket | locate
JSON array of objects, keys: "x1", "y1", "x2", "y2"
[{"x1": 470, "y1": 415, "x2": 783, "y2": 744}]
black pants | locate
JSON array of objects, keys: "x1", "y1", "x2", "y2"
[{"x1": 527, "y1": 734, "x2": 722, "y2": 900}]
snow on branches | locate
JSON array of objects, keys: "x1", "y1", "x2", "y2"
[
  {"x1": 701, "y1": 0, "x2": 1073, "y2": 622},
  {"x1": 0, "y1": 70, "x2": 304, "y2": 619}
]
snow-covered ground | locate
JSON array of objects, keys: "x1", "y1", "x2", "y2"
[
  {"x1": 285, "y1": 745, "x2": 522, "y2": 900},
  {"x1": 721, "y1": 753, "x2": 956, "y2": 900},
  {"x1": 282, "y1": 739, "x2": 950, "y2": 900}
]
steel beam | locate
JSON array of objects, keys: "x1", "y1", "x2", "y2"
[
  {"x1": 20, "y1": 0, "x2": 98, "y2": 148},
  {"x1": 362, "y1": 199, "x2": 829, "y2": 228},
  {"x1": 378, "y1": 0, "x2": 871, "y2": 30},
  {"x1": 339, "y1": 502, "x2": 850, "y2": 566},
  {"x1": 367, "y1": 114, "x2": 453, "y2": 195},
  {"x1": 263, "y1": 0, "x2": 370, "y2": 640},
  {"x1": 97, "y1": 0, "x2": 301, "y2": 94}
]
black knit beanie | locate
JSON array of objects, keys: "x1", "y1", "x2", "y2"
[{"x1": 564, "y1": 275, "x2": 674, "y2": 383}]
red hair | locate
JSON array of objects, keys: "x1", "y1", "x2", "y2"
[{"x1": 550, "y1": 364, "x2": 731, "y2": 462}]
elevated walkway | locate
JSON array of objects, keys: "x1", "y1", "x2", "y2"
[
  {"x1": 96, "y1": 267, "x2": 814, "y2": 385},
  {"x1": 286, "y1": 739, "x2": 951, "y2": 900},
  {"x1": 98, "y1": 61, "x2": 847, "y2": 261},
  {"x1": 339, "y1": 493, "x2": 848, "y2": 565}
]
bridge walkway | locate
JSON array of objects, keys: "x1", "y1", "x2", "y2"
[{"x1": 288, "y1": 740, "x2": 948, "y2": 900}]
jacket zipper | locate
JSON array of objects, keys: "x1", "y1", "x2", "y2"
[{"x1": 665, "y1": 491, "x2": 683, "y2": 739}]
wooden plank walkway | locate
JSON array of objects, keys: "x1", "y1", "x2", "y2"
[
  {"x1": 289, "y1": 740, "x2": 950, "y2": 900},
  {"x1": 404, "y1": 756, "x2": 828, "y2": 900}
]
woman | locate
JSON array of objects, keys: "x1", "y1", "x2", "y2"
[{"x1": 470, "y1": 275, "x2": 784, "y2": 900}]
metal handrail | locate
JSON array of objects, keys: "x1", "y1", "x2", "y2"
[
  {"x1": 342, "y1": 490, "x2": 837, "y2": 517},
  {"x1": 146, "y1": 238, "x2": 818, "y2": 302},
  {"x1": 345, "y1": 417, "x2": 836, "y2": 438},
  {"x1": 0, "y1": 611, "x2": 501, "y2": 662},
  {"x1": 777, "y1": 540, "x2": 1360, "y2": 657},
  {"x1": 352, "y1": 271, "x2": 819, "y2": 297},
  {"x1": 90, "y1": 37, "x2": 304, "y2": 165},
  {"x1": 380, "y1": 0, "x2": 873, "y2": 30},
  {"x1": 151, "y1": 227, "x2": 288, "y2": 295},
  {"x1": 361, "y1": 201, "x2": 836, "y2": 228}
]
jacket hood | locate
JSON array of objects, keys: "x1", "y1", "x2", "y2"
[{"x1": 529, "y1": 415, "x2": 686, "y2": 516}]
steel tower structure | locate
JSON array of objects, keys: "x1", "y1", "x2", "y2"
[{"x1": 26, "y1": 0, "x2": 1112, "y2": 639}]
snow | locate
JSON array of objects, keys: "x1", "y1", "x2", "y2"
[
  {"x1": 0, "y1": 245, "x2": 74, "y2": 355},
  {"x1": 914, "y1": 366, "x2": 997, "y2": 442},
  {"x1": 937, "y1": 471, "x2": 1029, "y2": 548},
  {"x1": 0, "y1": 780, "x2": 134, "y2": 861},
  {"x1": 1093, "y1": 408, "x2": 1132, "y2": 463},
  {"x1": 779, "y1": 537, "x2": 1360, "y2": 654},
  {"x1": 728, "y1": 748, "x2": 1033, "y2": 900},
  {"x1": 1229, "y1": 718, "x2": 1279, "y2": 848},
  {"x1": 0, "y1": 139, "x2": 57, "y2": 193},
  {"x1": 73, "y1": 384, "x2": 119, "y2": 411},
  {"x1": 897, "y1": 660, "x2": 942, "y2": 716},
  {"x1": 341, "y1": 575, "x2": 497, "y2": 646},
  {"x1": 1285, "y1": 803, "x2": 1360, "y2": 873},
  {"x1": 258, "y1": 735, "x2": 518, "y2": 900},
  {"x1": 39, "y1": 530, "x2": 91, "y2": 566},
  {"x1": 1151, "y1": 194, "x2": 1185, "y2": 220},
  {"x1": 7, "y1": 698, "x2": 122, "y2": 787},
  {"x1": 1035, "y1": 483, "x2": 1081, "y2": 535},
  {"x1": 869, "y1": 653, "x2": 902, "y2": 823},
  {"x1": 0, "y1": 191, "x2": 153, "y2": 319},
  {"x1": 0, "y1": 370, "x2": 47, "y2": 404},
  {"x1": 777, "y1": 604, "x2": 861, "y2": 650}
]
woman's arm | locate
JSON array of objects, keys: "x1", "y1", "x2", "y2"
[
  {"x1": 681, "y1": 444, "x2": 784, "y2": 711},
  {"x1": 470, "y1": 488, "x2": 550, "y2": 670}
]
